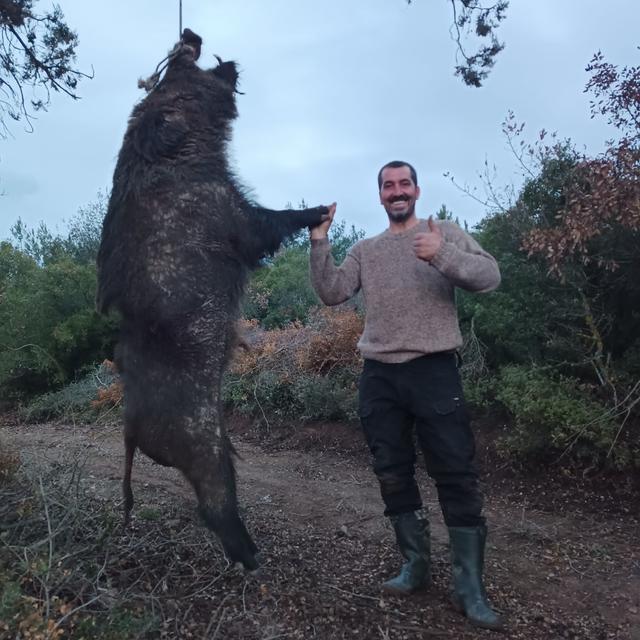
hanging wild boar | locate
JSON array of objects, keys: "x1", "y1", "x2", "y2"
[{"x1": 96, "y1": 29, "x2": 328, "y2": 570}]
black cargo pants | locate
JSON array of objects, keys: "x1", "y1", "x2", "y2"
[{"x1": 358, "y1": 352, "x2": 484, "y2": 527}]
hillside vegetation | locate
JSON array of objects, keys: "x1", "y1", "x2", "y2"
[{"x1": 1, "y1": 52, "x2": 638, "y2": 472}]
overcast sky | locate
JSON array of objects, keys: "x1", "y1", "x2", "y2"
[{"x1": 1, "y1": 0, "x2": 637, "y2": 241}]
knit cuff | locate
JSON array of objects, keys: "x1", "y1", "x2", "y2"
[
  {"x1": 310, "y1": 237, "x2": 330, "y2": 249},
  {"x1": 429, "y1": 241, "x2": 456, "y2": 271}
]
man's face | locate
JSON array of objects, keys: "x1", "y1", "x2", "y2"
[{"x1": 379, "y1": 166, "x2": 420, "y2": 224}]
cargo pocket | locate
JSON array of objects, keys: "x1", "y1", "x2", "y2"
[
  {"x1": 358, "y1": 406, "x2": 395, "y2": 473},
  {"x1": 433, "y1": 398, "x2": 457, "y2": 416},
  {"x1": 432, "y1": 396, "x2": 471, "y2": 431},
  {"x1": 359, "y1": 404, "x2": 373, "y2": 419},
  {"x1": 429, "y1": 396, "x2": 475, "y2": 462},
  {"x1": 358, "y1": 406, "x2": 375, "y2": 447}
]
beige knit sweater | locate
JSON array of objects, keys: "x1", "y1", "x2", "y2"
[{"x1": 309, "y1": 219, "x2": 500, "y2": 363}]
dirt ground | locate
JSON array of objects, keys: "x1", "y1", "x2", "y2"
[{"x1": 1, "y1": 415, "x2": 639, "y2": 640}]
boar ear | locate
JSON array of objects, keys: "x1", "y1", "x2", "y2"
[{"x1": 212, "y1": 58, "x2": 239, "y2": 90}]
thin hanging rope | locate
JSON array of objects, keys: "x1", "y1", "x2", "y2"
[{"x1": 138, "y1": 2, "x2": 186, "y2": 92}]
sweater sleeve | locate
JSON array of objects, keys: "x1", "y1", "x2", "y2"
[
  {"x1": 309, "y1": 238, "x2": 361, "y2": 305},
  {"x1": 429, "y1": 221, "x2": 501, "y2": 293}
]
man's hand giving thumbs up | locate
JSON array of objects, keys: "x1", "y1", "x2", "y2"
[{"x1": 412, "y1": 217, "x2": 443, "y2": 262}]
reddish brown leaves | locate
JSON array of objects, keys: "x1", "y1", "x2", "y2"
[{"x1": 522, "y1": 52, "x2": 640, "y2": 276}]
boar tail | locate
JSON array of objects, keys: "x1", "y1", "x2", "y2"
[{"x1": 122, "y1": 435, "x2": 136, "y2": 527}]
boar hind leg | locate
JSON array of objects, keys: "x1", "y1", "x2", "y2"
[
  {"x1": 122, "y1": 434, "x2": 136, "y2": 527},
  {"x1": 198, "y1": 499, "x2": 259, "y2": 571},
  {"x1": 184, "y1": 445, "x2": 259, "y2": 571}
]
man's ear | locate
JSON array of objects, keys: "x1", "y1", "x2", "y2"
[{"x1": 415, "y1": 185, "x2": 421, "y2": 200}]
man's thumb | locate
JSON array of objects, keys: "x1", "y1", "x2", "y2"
[{"x1": 428, "y1": 216, "x2": 439, "y2": 233}]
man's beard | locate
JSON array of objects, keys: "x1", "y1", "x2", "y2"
[{"x1": 386, "y1": 199, "x2": 415, "y2": 223}]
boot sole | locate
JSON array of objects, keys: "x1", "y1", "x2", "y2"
[{"x1": 451, "y1": 597, "x2": 506, "y2": 632}]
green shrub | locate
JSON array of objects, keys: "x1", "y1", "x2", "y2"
[
  {"x1": 246, "y1": 369, "x2": 296, "y2": 420},
  {"x1": 0, "y1": 248, "x2": 118, "y2": 402},
  {"x1": 290, "y1": 373, "x2": 358, "y2": 422},
  {"x1": 494, "y1": 364, "x2": 630, "y2": 467},
  {"x1": 462, "y1": 376, "x2": 494, "y2": 410},
  {"x1": 244, "y1": 246, "x2": 319, "y2": 328},
  {"x1": 223, "y1": 370, "x2": 358, "y2": 424},
  {"x1": 19, "y1": 361, "x2": 120, "y2": 424},
  {"x1": 223, "y1": 310, "x2": 361, "y2": 426},
  {"x1": 243, "y1": 220, "x2": 365, "y2": 329}
]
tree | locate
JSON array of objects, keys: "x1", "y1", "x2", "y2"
[
  {"x1": 457, "y1": 148, "x2": 639, "y2": 468},
  {"x1": 9, "y1": 191, "x2": 107, "y2": 265},
  {"x1": 407, "y1": 0, "x2": 509, "y2": 87},
  {"x1": 0, "y1": 245, "x2": 117, "y2": 399},
  {"x1": 0, "y1": 0, "x2": 90, "y2": 137},
  {"x1": 451, "y1": 50, "x2": 640, "y2": 466},
  {"x1": 434, "y1": 203, "x2": 467, "y2": 229},
  {"x1": 520, "y1": 50, "x2": 640, "y2": 387},
  {"x1": 63, "y1": 190, "x2": 108, "y2": 264},
  {"x1": 522, "y1": 51, "x2": 640, "y2": 274},
  {"x1": 0, "y1": 206, "x2": 117, "y2": 400}
]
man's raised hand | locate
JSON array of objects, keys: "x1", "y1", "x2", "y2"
[
  {"x1": 412, "y1": 216, "x2": 443, "y2": 262},
  {"x1": 310, "y1": 202, "x2": 337, "y2": 240}
]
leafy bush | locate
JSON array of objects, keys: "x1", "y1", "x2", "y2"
[
  {"x1": 243, "y1": 220, "x2": 365, "y2": 329},
  {"x1": 223, "y1": 309, "x2": 362, "y2": 425},
  {"x1": 494, "y1": 364, "x2": 633, "y2": 467},
  {"x1": 19, "y1": 361, "x2": 121, "y2": 424},
  {"x1": 243, "y1": 246, "x2": 319, "y2": 328},
  {"x1": 0, "y1": 246, "x2": 118, "y2": 402},
  {"x1": 290, "y1": 373, "x2": 358, "y2": 422},
  {"x1": 225, "y1": 370, "x2": 358, "y2": 425},
  {"x1": 1, "y1": 201, "x2": 117, "y2": 404}
]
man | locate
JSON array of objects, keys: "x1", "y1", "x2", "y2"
[{"x1": 310, "y1": 161, "x2": 502, "y2": 631}]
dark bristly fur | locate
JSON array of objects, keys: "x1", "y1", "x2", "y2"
[{"x1": 96, "y1": 30, "x2": 327, "y2": 570}]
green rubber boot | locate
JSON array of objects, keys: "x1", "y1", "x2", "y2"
[
  {"x1": 448, "y1": 525, "x2": 504, "y2": 631},
  {"x1": 381, "y1": 510, "x2": 431, "y2": 595}
]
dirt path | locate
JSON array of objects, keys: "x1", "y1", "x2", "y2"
[{"x1": 2, "y1": 418, "x2": 639, "y2": 639}]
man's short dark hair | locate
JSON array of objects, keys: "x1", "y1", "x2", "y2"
[{"x1": 377, "y1": 161, "x2": 418, "y2": 189}]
